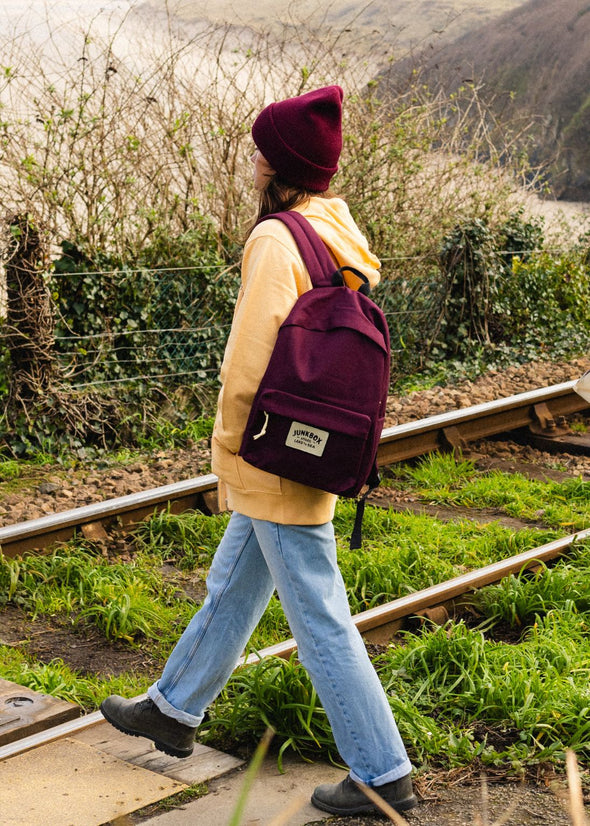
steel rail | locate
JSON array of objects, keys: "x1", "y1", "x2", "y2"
[
  {"x1": 247, "y1": 527, "x2": 590, "y2": 662},
  {"x1": 379, "y1": 379, "x2": 588, "y2": 463},
  {"x1": 2, "y1": 526, "x2": 588, "y2": 761},
  {"x1": 0, "y1": 382, "x2": 588, "y2": 558},
  {"x1": 0, "y1": 474, "x2": 218, "y2": 558}
]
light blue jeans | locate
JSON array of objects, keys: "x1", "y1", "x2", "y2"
[{"x1": 148, "y1": 511, "x2": 412, "y2": 785}]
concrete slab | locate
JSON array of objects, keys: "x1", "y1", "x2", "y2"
[
  {"x1": 0, "y1": 737, "x2": 186, "y2": 825},
  {"x1": 139, "y1": 753, "x2": 345, "y2": 825}
]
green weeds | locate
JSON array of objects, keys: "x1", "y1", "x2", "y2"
[
  {"x1": 198, "y1": 654, "x2": 338, "y2": 770},
  {"x1": 201, "y1": 550, "x2": 590, "y2": 772},
  {"x1": 377, "y1": 605, "x2": 590, "y2": 769},
  {"x1": 0, "y1": 545, "x2": 193, "y2": 645},
  {"x1": 335, "y1": 498, "x2": 558, "y2": 613},
  {"x1": 0, "y1": 645, "x2": 149, "y2": 711},
  {"x1": 388, "y1": 452, "x2": 590, "y2": 530},
  {"x1": 133, "y1": 508, "x2": 229, "y2": 570},
  {"x1": 3, "y1": 467, "x2": 590, "y2": 776},
  {"x1": 137, "y1": 416, "x2": 215, "y2": 451},
  {"x1": 471, "y1": 545, "x2": 590, "y2": 627}
]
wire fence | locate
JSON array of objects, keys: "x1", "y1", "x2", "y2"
[
  {"x1": 0, "y1": 258, "x2": 443, "y2": 391},
  {"x1": 5, "y1": 238, "x2": 588, "y2": 389},
  {"x1": 10, "y1": 240, "x2": 575, "y2": 394},
  {"x1": 43, "y1": 261, "x2": 240, "y2": 390}
]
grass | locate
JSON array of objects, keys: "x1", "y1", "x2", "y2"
[
  {"x1": 201, "y1": 546, "x2": 590, "y2": 773},
  {"x1": 0, "y1": 453, "x2": 64, "y2": 496},
  {"x1": 2, "y1": 454, "x2": 590, "y2": 777},
  {"x1": 133, "y1": 508, "x2": 229, "y2": 571},
  {"x1": 377, "y1": 603, "x2": 590, "y2": 770},
  {"x1": 470, "y1": 544, "x2": 590, "y2": 626},
  {"x1": 0, "y1": 645, "x2": 150, "y2": 711},
  {"x1": 137, "y1": 415, "x2": 215, "y2": 452},
  {"x1": 0, "y1": 544, "x2": 195, "y2": 646},
  {"x1": 387, "y1": 452, "x2": 590, "y2": 530},
  {"x1": 199, "y1": 655, "x2": 336, "y2": 771}
]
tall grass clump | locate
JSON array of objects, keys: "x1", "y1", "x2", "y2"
[
  {"x1": 377, "y1": 606, "x2": 590, "y2": 770},
  {"x1": 0, "y1": 544, "x2": 194, "y2": 645},
  {"x1": 197, "y1": 653, "x2": 337, "y2": 769},
  {"x1": 470, "y1": 543, "x2": 590, "y2": 627},
  {"x1": 132, "y1": 508, "x2": 230, "y2": 570}
]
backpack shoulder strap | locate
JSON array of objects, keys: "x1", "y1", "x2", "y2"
[{"x1": 258, "y1": 211, "x2": 335, "y2": 288}]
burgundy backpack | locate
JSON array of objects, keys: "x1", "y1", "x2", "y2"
[{"x1": 238, "y1": 211, "x2": 390, "y2": 548}]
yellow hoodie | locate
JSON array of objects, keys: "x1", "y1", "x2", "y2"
[{"x1": 211, "y1": 196, "x2": 381, "y2": 524}]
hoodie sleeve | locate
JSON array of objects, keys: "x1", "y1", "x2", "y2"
[{"x1": 213, "y1": 221, "x2": 311, "y2": 455}]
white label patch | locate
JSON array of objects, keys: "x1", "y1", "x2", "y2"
[{"x1": 286, "y1": 421, "x2": 329, "y2": 456}]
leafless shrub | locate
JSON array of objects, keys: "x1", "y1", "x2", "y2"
[{"x1": 0, "y1": 4, "x2": 539, "y2": 263}]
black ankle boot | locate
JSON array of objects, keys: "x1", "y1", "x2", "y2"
[
  {"x1": 311, "y1": 772, "x2": 417, "y2": 815},
  {"x1": 100, "y1": 695, "x2": 196, "y2": 758}
]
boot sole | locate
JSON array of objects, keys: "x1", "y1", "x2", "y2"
[
  {"x1": 310, "y1": 791, "x2": 418, "y2": 816},
  {"x1": 100, "y1": 702, "x2": 194, "y2": 759}
]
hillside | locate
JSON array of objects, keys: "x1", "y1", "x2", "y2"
[{"x1": 381, "y1": 0, "x2": 590, "y2": 200}]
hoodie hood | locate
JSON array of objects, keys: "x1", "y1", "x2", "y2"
[{"x1": 295, "y1": 197, "x2": 381, "y2": 289}]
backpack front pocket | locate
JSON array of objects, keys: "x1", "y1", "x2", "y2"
[{"x1": 240, "y1": 389, "x2": 372, "y2": 495}]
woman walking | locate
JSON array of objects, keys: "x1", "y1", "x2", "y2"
[{"x1": 101, "y1": 85, "x2": 417, "y2": 817}]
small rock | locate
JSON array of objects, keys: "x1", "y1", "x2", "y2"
[{"x1": 38, "y1": 482, "x2": 60, "y2": 494}]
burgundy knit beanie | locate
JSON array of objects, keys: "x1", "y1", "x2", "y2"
[{"x1": 252, "y1": 85, "x2": 343, "y2": 192}]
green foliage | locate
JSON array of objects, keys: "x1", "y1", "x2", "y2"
[
  {"x1": 51, "y1": 227, "x2": 238, "y2": 387},
  {"x1": 198, "y1": 654, "x2": 339, "y2": 769},
  {"x1": 0, "y1": 645, "x2": 149, "y2": 711},
  {"x1": 395, "y1": 452, "x2": 590, "y2": 531},
  {"x1": 435, "y1": 212, "x2": 544, "y2": 356},
  {"x1": 133, "y1": 509, "x2": 229, "y2": 571},
  {"x1": 0, "y1": 545, "x2": 193, "y2": 645},
  {"x1": 438, "y1": 217, "x2": 502, "y2": 352},
  {"x1": 471, "y1": 545, "x2": 590, "y2": 627},
  {"x1": 499, "y1": 251, "x2": 590, "y2": 348},
  {"x1": 379, "y1": 604, "x2": 590, "y2": 767},
  {"x1": 0, "y1": 378, "x2": 164, "y2": 460},
  {"x1": 137, "y1": 414, "x2": 215, "y2": 452},
  {"x1": 430, "y1": 210, "x2": 590, "y2": 365},
  {"x1": 0, "y1": 456, "x2": 31, "y2": 480}
]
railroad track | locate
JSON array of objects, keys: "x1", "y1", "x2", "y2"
[
  {"x1": 1, "y1": 380, "x2": 589, "y2": 558},
  {"x1": 2, "y1": 380, "x2": 590, "y2": 760},
  {"x1": 2, "y1": 524, "x2": 589, "y2": 761}
]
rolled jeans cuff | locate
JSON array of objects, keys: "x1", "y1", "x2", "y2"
[
  {"x1": 147, "y1": 680, "x2": 204, "y2": 727},
  {"x1": 349, "y1": 758, "x2": 413, "y2": 788}
]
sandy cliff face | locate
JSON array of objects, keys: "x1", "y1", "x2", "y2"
[{"x1": 139, "y1": 0, "x2": 526, "y2": 48}]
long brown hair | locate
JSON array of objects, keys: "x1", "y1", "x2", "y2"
[{"x1": 244, "y1": 175, "x2": 335, "y2": 240}]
